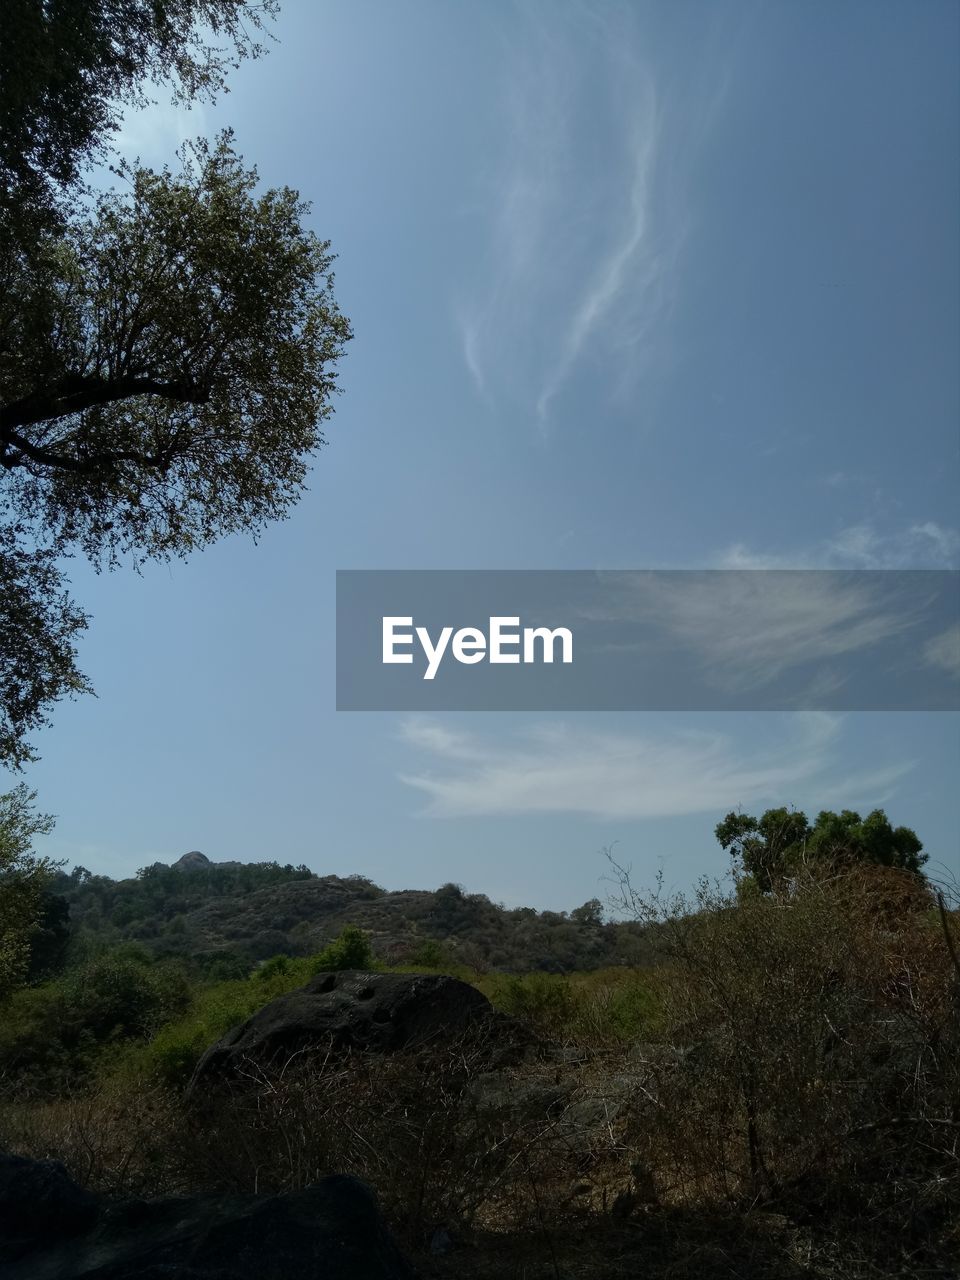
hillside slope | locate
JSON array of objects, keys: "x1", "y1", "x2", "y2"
[{"x1": 46, "y1": 854, "x2": 654, "y2": 976}]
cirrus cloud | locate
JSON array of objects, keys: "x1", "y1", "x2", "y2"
[{"x1": 397, "y1": 713, "x2": 912, "y2": 820}]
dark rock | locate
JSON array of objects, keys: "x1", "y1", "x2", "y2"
[
  {"x1": 174, "y1": 851, "x2": 211, "y2": 870},
  {"x1": 192, "y1": 970, "x2": 498, "y2": 1086},
  {"x1": 0, "y1": 1153, "x2": 99, "y2": 1242},
  {"x1": 0, "y1": 1155, "x2": 415, "y2": 1280}
]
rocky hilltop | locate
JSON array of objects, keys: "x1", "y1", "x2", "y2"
[{"x1": 49, "y1": 857, "x2": 655, "y2": 976}]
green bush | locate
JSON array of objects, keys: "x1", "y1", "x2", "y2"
[
  {"x1": 132, "y1": 957, "x2": 320, "y2": 1086},
  {"x1": 409, "y1": 938, "x2": 448, "y2": 969},
  {"x1": 310, "y1": 924, "x2": 374, "y2": 972},
  {"x1": 0, "y1": 948, "x2": 191, "y2": 1090},
  {"x1": 256, "y1": 954, "x2": 291, "y2": 982},
  {"x1": 480, "y1": 968, "x2": 662, "y2": 1045}
]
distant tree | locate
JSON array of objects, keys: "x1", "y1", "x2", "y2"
[
  {"x1": 0, "y1": 4, "x2": 351, "y2": 767},
  {"x1": 312, "y1": 924, "x2": 375, "y2": 972},
  {"x1": 571, "y1": 898, "x2": 604, "y2": 927},
  {"x1": 715, "y1": 807, "x2": 811, "y2": 894},
  {"x1": 63, "y1": 949, "x2": 190, "y2": 1041},
  {"x1": 25, "y1": 889, "x2": 71, "y2": 979},
  {"x1": 257, "y1": 953, "x2": 291, "y2": 981},
  {"x1": 0, "y1": 784, "x2": 56, "y2": 998},
  {"x1": 717, "y1": 806, "x2": 926, "y2": 893},
  {"x1": 806, "y1": 808, "x2": 925, "y2": 874}
]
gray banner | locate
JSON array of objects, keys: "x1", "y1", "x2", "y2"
[{"x1": 336, "y1": 570, "x2": 959, "y2": 711}]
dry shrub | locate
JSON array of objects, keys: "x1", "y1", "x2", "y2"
[
  {"x1": 0, "y1": 1076, "x2": 182, "y2": 1197},
  {"x1": 610, "y1": 862, "x2": 959, "y2": 1253},
  {"x1": 169, "y1": 1032, "x2": 639, "y2": 1242},
  {"x1": 0, "y1": 1026, "x2": 643, "y2": 1245}
]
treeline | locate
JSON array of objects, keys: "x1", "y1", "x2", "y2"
[{"x1": 31, "y1": 859, "x2": 652, "y2": 981}]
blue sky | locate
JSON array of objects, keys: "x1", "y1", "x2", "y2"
[{"x1": 17, "y1": 0, "x2": 960, "y2": 908}]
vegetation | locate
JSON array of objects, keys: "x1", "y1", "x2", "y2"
[
  {"x1": 0, "y1": 785, "x2": 56, "y2": 999},
  {"x1": 29, "y1": 854, "x2": 650, "y2": 979},
  {"x1": 1, "y1": 1, "x2": 276, "y2": 217},
  {"x1": 0, "y1": 5, "x2": 949, "y2": 1278},
  {"x1": 0, "y1": 849, "x2": 955, "y2": 1278},
  {"x1": 0, "y1": 1, "x2": 350, "y2": 768},
  {"x1": 312, "y1": 923, "x2": 375, "y2": 972},
  {"x1": 716, "y1": 806, "x2": 926, "y2": 894}
]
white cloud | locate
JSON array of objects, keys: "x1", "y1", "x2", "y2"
[
  {"x1": 457, "y1": 2, "x2": 716, "y2": 428},
  {"x1": 924, "y1": 624, "x2": 960, "y2": 679},
  {"x1": 720, "y1": 521, "x2": 960, "y2": 570},
  {"x1": 535, "y1": 86, "x2": 662, "y2": 422},
  {"x1": 396, "y1": 714, "x2": 912, "y2": 820},
  {"x1": 585, "y1": 570, "x2": 914, "y2": 692}
]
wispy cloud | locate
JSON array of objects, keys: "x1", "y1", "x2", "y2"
[
  {"x1": 458, "y1": 2, "x2": 721, "y2": 428},
  {"x1": 397, "y1": 714, "x2": 912, "y2": 820},
  {"x1": 924, "y1": 624, "x2": 960, "y2": 680},
  {"x1": 535, "y1": 86, "x2": 662, "y2": 422},
  {"x1": 720, "y1": 521, "x2": 960, "y2": 570},
  {"x1": 587, "y1": 570, "x2": 916, "y2": 693}
]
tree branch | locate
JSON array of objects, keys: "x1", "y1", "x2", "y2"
[
  {"x1": 0, "y1": 374, "x2": 207, "y2": 473},
  {"x1": 2, "y1": 372, "x2": 207, "y2": 429}
]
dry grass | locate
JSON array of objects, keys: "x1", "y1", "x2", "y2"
[{"x1": 2, "y1": 866, "x2": 957, "y2": 1277}]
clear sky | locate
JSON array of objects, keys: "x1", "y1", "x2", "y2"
[{"x1": 18, "y1": 0, "x2": 960, "y2": 908}]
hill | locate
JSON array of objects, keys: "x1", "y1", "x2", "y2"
[{"x1": 44, "y1": 855, "x2": 654, "y2": 977}]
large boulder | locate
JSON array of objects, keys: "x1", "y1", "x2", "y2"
[
  {"x1": 0, "y1": 1154, "x2": 99, "y2": 1242},
  {"x1": 192, "y1": 970, "x2": 498, "y2": 1086},
  {"x1": 173, "y1": 851, "x2": 211, "y2": 871},
  {"x1": 0, "y1": 1155, "x2": 415, "y2": 1280}
]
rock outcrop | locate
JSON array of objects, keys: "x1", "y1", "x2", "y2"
[
  {"x1": 192, "y1": 970, "x2": 502, "y2": 1085},
  {"x1": 0, "y1": 1153, "x2": 415, "y2": 1280},
  {"x1": 173, "y1": 851, "x2": 212, "y2": 871}
]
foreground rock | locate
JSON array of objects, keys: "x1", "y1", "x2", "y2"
[
  {"x1": 192, "y1": 970, "x2": 505, "y2": 1085},
  {"x1": 0, "y1": 1154, "x2": 415, "y2": 1280}
]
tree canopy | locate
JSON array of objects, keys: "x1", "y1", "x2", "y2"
[
  {"x1": 0, "y1": 784, "x2": 56, "y2": 997},
  {"x1": 716, "y1": 805, "x2": 926, "y2": 893},
  {"x1": 1, "y1": 0, "x2": 275, "y2": 217},
  {"x1": 0, "y1": 2, "x2": 351, "y2": 767}
]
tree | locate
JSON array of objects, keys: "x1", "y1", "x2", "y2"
[
  {"x1": 0, "y1": 4, "x2": 351, "y2": 767},
  {"x1": 0, "y1": 784, "x2": 56, "y2": 997},
  {"x1": 24, "y1": 889, "x2": 71, "y2": 979},
  {"x1": 715, "y1": 807, "x2": 811, "y2": 894},
  {"x1": 571, "y1": 897, "x2": 604, "y2": 926},
  {"x1": 0, "y1": 527, "x2": 91, "y2": 767},
  {"x1": 1, "y1": 0, "x2": 275, "y2": 221},
  {"x1": 716, "y1": 805, "x2": 926, "y2": 893},
  {"x1": 805, "y1": 808, "x2": 926, "y2": 874},
  {"x1": 312, "y1": 925, "x2": 375, "y2": 972}
]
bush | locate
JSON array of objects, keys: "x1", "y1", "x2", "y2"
[
  {"x1": 256, "y1": 954, "x2": 291, "y2": 982},
  {"x1": 610, "y1": 863, "x2": 960, "y2": 1234},
  {"x1": 480, "y1": 968, "x2": 662, "y2": 1045},
  {"x1": 64, "y1": 954, "x2": 191, "y2": 1042},
  {"x1": 0, "y1": 949, "x2": 191, "y2": 1091},
  {"x1": 310, "y1": 924, "x2": 374, "y2": 972},
  {"x1": 408, "y1": 938, "x2": 448, "y2": 969}
]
